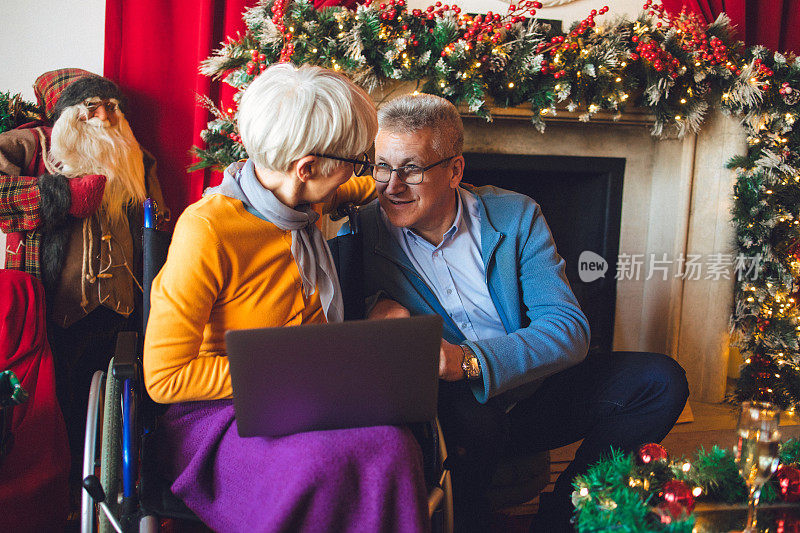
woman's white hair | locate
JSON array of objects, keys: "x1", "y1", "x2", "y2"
[
  {"x1": 238, "y1": 64, "x2": 378, "y2": 175},
  {"x1": 377, "y1": 93, "x2": 463, "y2": 157}
]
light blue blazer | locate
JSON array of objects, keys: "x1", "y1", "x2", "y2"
[{"x1": 356, "y1": 184, "x2": 591, "y2": 405}]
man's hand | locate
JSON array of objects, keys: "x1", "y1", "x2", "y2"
[
  {"x1": 439, "y1": 339, "x2": 466, "y2": 381},
  {"x1": 367, "y1": 298, "x2": 411, "y2": 320},
  {"x1": 67, "y1": 174, "x2": 107, "y2": 218}
]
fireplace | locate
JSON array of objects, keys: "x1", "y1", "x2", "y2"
[{"x1": 462, "y1": 153, "x2": 625, "y2": 355}]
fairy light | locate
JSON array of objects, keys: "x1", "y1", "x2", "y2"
[
  {"x1": 579, "y1": 487, "x2": 589, "y2": 497},
  {"x1": 615, "y1": 77, "x2": 622, "y2": 82},
  {"x1": 680, "y1": 98, "x2": 687, "y2": 103},
  {"x1": 682, "y1": 462, "x2": 691, "y2": 472},
  {"x1": 692, "y1": 487, "x2": 703, "y2": 497},
  {"x1": 289, "y1": 26, "x2": 295, "y2": 32},
  {"x1": 312, "y1": 48, "x2": 318, "y2": 53},
  {"x1": 508, "y1": 82, "x2": 515, "y2": 88},
  {"x1": 589, "y1": 104, "x2": 599, "y2": 112}
]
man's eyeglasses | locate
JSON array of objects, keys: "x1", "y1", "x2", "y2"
[
  {"x1": 311, "y1": 153, "x2": 372, "y2": 177},
  {"x1": 372, "y1": 156, "x2": 456, "y2": 185}
]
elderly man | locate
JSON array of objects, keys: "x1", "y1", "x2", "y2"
[
  {"x1": 0, "y1": 68, "x2": 168, "y2": 484},
  {"x1": 355, "y1": 94, "x2": 689, "y2": 532}
]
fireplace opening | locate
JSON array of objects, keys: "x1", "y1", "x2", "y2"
[{"x1": 462, "y1": 153, "x2": 625, "y2": 355}]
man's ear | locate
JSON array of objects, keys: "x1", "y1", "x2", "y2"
[
  {"x1": 449, "y1": 155, "x2": 465, "y2": 189},
  {"x1": 294, "y1": 155, "x2": 316, "y2": 183}
]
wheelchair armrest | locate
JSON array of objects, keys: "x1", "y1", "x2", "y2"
[{"x1": 112, "y1": 332, "x2": 139, "y2": 381}]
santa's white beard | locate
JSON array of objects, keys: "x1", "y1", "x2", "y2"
[{"x1": 50, "y1": 105, "x2": 147, "y2": 223}]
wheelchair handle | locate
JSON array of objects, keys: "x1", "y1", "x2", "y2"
[
  {"x1": 83, "y1": 475, "x2": 124, "y2": 533},
  {"x1": 143, "y1": 198, "x2": 156, "y2": 229}
]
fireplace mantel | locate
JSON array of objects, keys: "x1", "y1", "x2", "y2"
[{"x1": 370, "y1": 81, "x2": 656, "y2": 126}]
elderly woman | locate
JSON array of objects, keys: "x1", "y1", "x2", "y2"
[{"x1": 143, "y1": 65, "x2": 429, "y2": 532}]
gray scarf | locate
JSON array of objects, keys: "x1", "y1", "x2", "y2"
[{"x1": 205, "y1": 160, "x2": 344, "y2": 323}]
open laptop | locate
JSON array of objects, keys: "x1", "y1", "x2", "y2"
[{"x1": 225, "y1": 314, "x2": 442, "y2": 437}]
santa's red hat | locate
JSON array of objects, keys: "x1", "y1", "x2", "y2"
[{"x1": 33, "y1": 68, "x2": 125, "y2": 121}]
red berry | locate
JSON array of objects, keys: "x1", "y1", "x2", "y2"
[
  {"x1": 591, "y1": 9, "x2": 597, "y2": 15},
  {"x1": 427, "y1": 5, "x2": 434, "y2": 11},
  {"x1": 412, "y1": 40, "x2": 419, "y2": 46},
  {"x1": 436, "y1": 1, "x2": 442, "y2": 6}
]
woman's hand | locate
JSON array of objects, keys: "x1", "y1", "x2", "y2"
[{"x1": 367, "y1": 298, "x2": 411, "y2": 320}]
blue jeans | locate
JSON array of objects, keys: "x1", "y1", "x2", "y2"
[{"x1": 437, "y1": 351, "x2": 689, "y2": 532}]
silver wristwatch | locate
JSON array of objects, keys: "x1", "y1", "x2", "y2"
[{"x1": 460, "y1": 345, "x2": 482, "y2": 380}]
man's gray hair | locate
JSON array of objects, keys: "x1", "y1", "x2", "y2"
[
  {"x1": 377, "y1": 93, "x2": 463, "y2": 157},
  {"x1": 238, "y1": 64, "x2": 377, "y2": 175}
]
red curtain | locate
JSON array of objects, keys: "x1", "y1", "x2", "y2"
[
  {"x1": 104, "y1": 0, "x2": 252, "y2": 218},
  {"x1": 662, "y1": 0, "x2": 800, "y2": 54},
  {"x1": 104, "y1": 0, "x2": 361, "y2": 219}
]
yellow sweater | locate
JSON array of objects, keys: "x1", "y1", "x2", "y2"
[{"x1": 144, "y1": 175, "x2": 374, "y2": 404}]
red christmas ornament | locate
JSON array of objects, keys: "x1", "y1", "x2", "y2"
[
  {"x1": 660, "y1": 479, "x2": 696, "y2": 512},
  {"x1": 654, "y1": 500, "x2": 689, "y2": 524},
  {"x1": 776, "y1": 465, "x2": 800, "y2": 502},
  {"x1": 637, "y1": 443, "x2": 669, "y2": 465},
  {"x1": 776, "y1": 510, "x2": 800, "y2": 533}
]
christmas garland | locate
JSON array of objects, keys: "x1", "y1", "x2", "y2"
[
  {"x1": 193, "y1": 0, "x2": 800, "y2": 408},
  {"x1": 0, "y1": 92, "x2": 40, "y2": 135},
  {"x1": 572, "y1": 440, "x2": 800, "y2": 532}
]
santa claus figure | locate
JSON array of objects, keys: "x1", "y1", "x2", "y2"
[{"x1": 0, "y1": 68, "x2": 168, "y2": 485}]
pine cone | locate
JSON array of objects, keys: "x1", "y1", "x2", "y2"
[
  {"x1": 487, "y1": 55, "x2": 508, "y2": 73},
  {"x1": 783, "y1": 90, "x2": 800, "y2": 106},
  {"x1": 695, "y1": 81, "x2": 712, "y2": 98}
]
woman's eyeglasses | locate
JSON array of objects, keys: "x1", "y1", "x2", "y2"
[{"x1": 311, "y1": 153, "x2": 372, "y2": 177}]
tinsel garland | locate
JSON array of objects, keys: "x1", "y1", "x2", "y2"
[
  {"x1": 571, "y1": 440, "x2": 800, "y2": 532},
  {"x1": 192, "y1": 0, "x2": 800, "y2": 408},
  {"x1": 0, "y1": 92, "x2": 40, "y2": 135}
]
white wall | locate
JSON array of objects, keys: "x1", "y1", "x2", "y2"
[
  {"x1": 406, "y1": 0, "x2": 645, "y2": 27},
  {"x1": 0, "y1": 0, "x2": 106, "y2": 99},
  {"x1": 0, "y1": 0, "x2": 106, "y2": 267}
]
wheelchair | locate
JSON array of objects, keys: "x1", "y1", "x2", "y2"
[{"x1": 81, "y1": 200, "x2": 454, "y2": 533}]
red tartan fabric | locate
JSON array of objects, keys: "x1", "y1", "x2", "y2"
[
  {"x1": 0, "y1": 270, "x2": 70, "y2": 532},
  {"x1": 33, "y1": 68, "x2": 94, "y2": 119},
  {"x1": 0, "y1": 127, "x2": 47, "y2": 278}
]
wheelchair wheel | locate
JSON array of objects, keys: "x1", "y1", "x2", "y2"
[
  {"x1": 100, "y1": 359, "x2": 123, "y2": 533},
  {"x1": 81, "y1": 360, "x2": 123, "y2": 533}
]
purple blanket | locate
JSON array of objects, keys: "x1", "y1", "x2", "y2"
[{"x1": 158, "y1": 399, "x2": 430, "y2": 533}]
